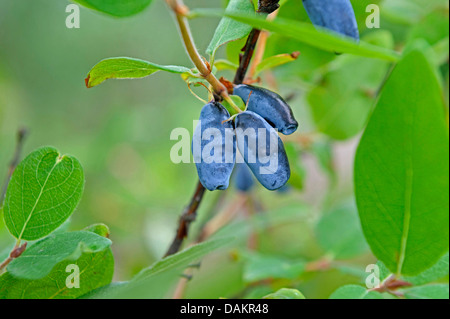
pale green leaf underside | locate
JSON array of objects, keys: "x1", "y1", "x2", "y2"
[
  {"x1": 329, "y1": 285, "x2": 383, "y2": 299},
  {"x1": 72, "y1": 0, "x2": 152, "y2": 17},
  {"x1": 405, "y1": 252, "x2": 449, "y2": 286},
  {"x1": 403, "y1": 284, "x2": 449, "y2": 299},
  {"x1": 86, "y1": 57, "x2": 191, "y2": 88},
  {"x1": 194, "y1": 9, "x2": 400, "y2": 61},
  {"x1": 355, "y1": 49, "x2": 449, "y2": 276},
  {"x1": 8, "y1": 231, "x2": 112, "y2": 280},
  {"x1": 3, "y1": 147, "x2": 84, "y2": 241},
  {"x1": 243, "y1": 252, "x2": 305, "y2": 283},
  {"x1": 206, "y1": 0, "x2": 255, "y2": 56},
  {"x1": 263, "y1": 288, "x2": 306, "y2": 299},
  {"x1": 0, "y1": 249, "x2": 114, "y2": 299}
]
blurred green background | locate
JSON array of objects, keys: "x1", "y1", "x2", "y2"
[{"x1": 0, "y1": 0, "x2": 448, "y2": 298}]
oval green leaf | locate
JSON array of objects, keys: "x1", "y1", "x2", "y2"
[
  {"x1": 3, "y1": 147, "x2": 84, "y2": 241},
  {"x1": 72, "y1": 0, "x2": 152, "y2": 17},
  {"x1": 355, "y1": 49, "x2": 449, "y2": 276},
  {"x1": 0, "y1": 249, "x2": 114, "y2": 299},
  {"x1": 206, "y1": 0, "x2": 255, "y2": 57},
  {"x1": 255, "y1": 52, "x2": 300, "y2": 76},
  {"x1": 264, "y1": 288, "x2": 306, "y2": 299},
  {"x1": 403, "y1": 284, "x2": 449, "y2": 299},
  {"x1": 85, "y1": 57, "x2": 191, "y2": 88},
  {"x1": 8, "y1": 231, "x2": 112, "y2": 280},
  {"x1": 329, "y1": 285, "x2": 383, "y2": 299}
]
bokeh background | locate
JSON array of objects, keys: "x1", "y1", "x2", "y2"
[{"x1": 0, "y1": 0, "x2": 448, "y2": 298}]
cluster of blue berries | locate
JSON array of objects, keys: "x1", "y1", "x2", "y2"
[
  {"x1": 192, "y1": 85, "x2": 298, "y2": 192},
  {"x1": 192, "y1": 0, "x2": 359, "y2": 193}
]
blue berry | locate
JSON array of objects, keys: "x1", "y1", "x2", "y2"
[
  {"x1": 233, "y1": 84, "x2": 298, "y2": 136},
  {"x1": 192, "y1": 102, "x2": 236, "y2": 191},
  {"x1": 234, "y1": 162, "x2": 255, "y2": 192},
  {"x1": 235, "y1": 111, "x2": 290, "y2": 190},
  {"x1": 302, "y1": 0, "x2": 359, "y2": 41}
]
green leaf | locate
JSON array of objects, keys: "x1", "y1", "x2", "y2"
[
  {"x1": 264, "y1": 288, "x2": 306, "y2": 299},
  {"x1": 315, "y1": 202, "x2": 369, "y2": 259},
  {"x1": 403, "y1": 284, "x2": 449, "y2": 299},
  {"x1": 243, "y1": 252, "x2": 305, "y2": 283},
  {"x1": 206, "y1": 0, "x2": 255, "y2": 57},
  {"x1": 194, "y1": 9, "x2": 400, "y2": 61},
  {"x1": 329, "y1": 285, "x2": 383, "y2": 299},
  {"x1": 8, "y1": 231, "x2": 111, "y2": 280},
  {"x1": 0, "y1": 249, "x2": 114, "y2": 299},
  {"x1": 83, "y1": 223, "x2": 111, "y2": 238},
  {"x1": 222, "y1": 95, "x2": 246, "y2": 115},
  {"x1": 308, "y1": 31, "x2": 394, "y2": 140},
  {"x1": 3, "y1": 147, "x2": 84, "y2": 241},
  {"x1": 404, "y1": 252, "x2": 449, "y2": 286},
  {"x1": 214, "y1": 59, "x2": 239, "y2": 71},
  {"x1": 85, "y1": 238, "x2": 232, "y2": 298},
  {"x1": 133, "y1": 238, "x2": 232, "y2": 281},
  {"x1": 85, "y1": 57, "x2": 191, "y2": 88},
  {"x1": 355, "y1": 49, "x2": 449, "y2": 276},
  {"x1": 254, "y1": 52, "x2": 300, "y2": 76},
  {"x1": 72, "y1": 0, "x2": 152, "y2": 17}
]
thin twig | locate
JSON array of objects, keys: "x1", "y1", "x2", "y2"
[
  {"x1": 234, "y1": 29, "x2": 262, "y2": 85},
  {"x1": 164, "y1": 181, "x2": 206, "y2": 257},
  {"x1": 234, "y1": 0, "x2": 280, "y2": 84},
  {"x1": 166, "y1": 0, "x2": 241, "y2": 114},
  {"x1": 0, "y1": 128, "x2": 28, "y2": 206}
]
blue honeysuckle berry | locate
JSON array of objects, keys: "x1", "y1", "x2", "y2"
[
  {"x1": 302, "y1": 0, "x2": 359, "y2": 41},
  {"x1": 234, "y1": 162, "x2": 255, "y2": 192},
  {"x1": 235, "y1": 111, "x2": 290, "y2": 191},
  {"x1": 192, "y1": 102, "x2": 236, "y2": 191},
  {"x1": 233, "y1": 84, "x2": 298, "y2": 135}
]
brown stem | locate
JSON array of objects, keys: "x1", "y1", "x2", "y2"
[
  {"x1": 0, "y1": 242, "x2": 27, "y2": 274},
  {"x1": 233, "y1": 0, "x2": 280, "y2": 84},
  {"x1": 0, "y1": 128, "x2": 28, "y2": 206},
  {"x1": 369, "y1": 274, "x2": 412, "y2": 297},
  {"x1": 164, "y1": 181, "x2": 206, "y2": 257},
  {"x1": 234, "y1": 29, "x2": 262, "y2": 85}
]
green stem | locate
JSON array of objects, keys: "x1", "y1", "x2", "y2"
[{"x1": 166, "y1": 0, "x2": 241, "y2": 113}]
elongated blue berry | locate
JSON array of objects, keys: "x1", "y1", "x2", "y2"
[
  {"x1": 303, "y1": 0, "x2": 359, "y2": 41},
  {"x1": 192, "y1": 102, "x2": 236, "y2": 191},
  {"x1": 234, "y1": 162, "x2": 255, "y2": 192},
  {"x1": 233, "y1": 84, "x2": 298, "y2": 135},
  {"x1": 235, "y1": 111, "x2": 290, "y2": 190}
]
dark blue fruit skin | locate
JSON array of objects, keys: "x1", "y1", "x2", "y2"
[
  {"x1": 192, "y1": 102, "x2": 236, "y2": 191},
  {"x1": 234, "y1": 162, "x2": 255, "y2": 192},
  {"x1": 302, "y1": 0, "x2": 359, "y2": 41},
  {"x1": 235, "y1": 111, "x2": 290, "y2": 191},
  {"x1": 233, "y1": 84, "x2": 298, "y2": 136}
]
